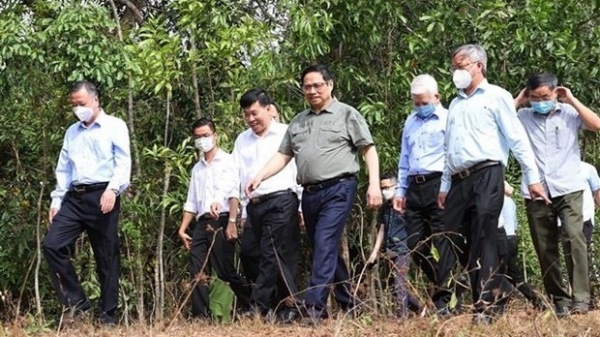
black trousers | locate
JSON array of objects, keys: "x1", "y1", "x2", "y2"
[
  {"x1": 499, "y1": 234, "x2": 542, "y2": 305},
  {"x1": 240, "y1": 219, "x2": 260, "y2": 285},
  {"x1": 190, "y1": 214, "x2": 251, "y2": 317},
  {"x1": 404, "y1": 175, "x2": 445, "y2": 284},
  {"x1": 434, "y1": 164, "x2": 511, "y2": 312},
  {"x1": 246, "y1": 191, "x2": 300, "y2": 313},
  {"x1": 43, "y1": 190, "x2": 120, "y2": 323}
]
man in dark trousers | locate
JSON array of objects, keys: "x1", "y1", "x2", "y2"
[
  {"x1": 177, "y1": 117, "x2": 252, "y2": 319},
  {"x1": 44, "y1": 80, "x2": 131, "y2": 325},
  {"x1": 497, "y1": 181, "x2": 544, "y2": 309},
  {"x1": 233, "y1": 89, "x2": 302, "y2": 322},
  {"x1": 246, "y1": 64, "x2": 382, "y2": 325},
  {"x1": 433, "y1": 44, "x2": 549, "y2": 323}
]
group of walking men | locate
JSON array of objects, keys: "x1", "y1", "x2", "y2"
[{"x1": 42, "y1": 42, "x2": 600, "y2": 326}]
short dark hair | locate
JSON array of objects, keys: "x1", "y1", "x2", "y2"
[
  {"x1": 191, "y1": 117, "x2": 216, "y2": 133},
  {"x1": 527, "y1": 72, "x2": 558, "y2": 91},
  {"x1": 70, "y1": 80, "x2": 99, "y2": 98},
  {"x1": 239, "y1": 89, "x2": 273, "y2": 109},
  {"x1": 380, "y1": 172, "x2": 397, "y2": 182},
  {"x1": 300, "y1": 64, "x2": 334, "y2": 85}
]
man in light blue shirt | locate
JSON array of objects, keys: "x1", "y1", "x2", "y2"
[
  {"x1": 432, "y1": 44, "x2": 548, "y2": 322},
  {"x1": 43, "y1": 81, "x2": 131, "y2": 326},
  {"x1": 393, "y1": 74, "x2": 447, "y2": 288},
  {"x1": 515, "y1": 72, "x2": 600, "y2": 316}
]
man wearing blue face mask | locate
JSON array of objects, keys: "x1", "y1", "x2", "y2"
[
  {"x1": 514, "y1": 72, "x2": 600, "y2": 317},
  {"x1": 393, "y1": 74, "x2": 447, "y2": 293}
]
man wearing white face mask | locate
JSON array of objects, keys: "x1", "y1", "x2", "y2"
[
  {"x1": 433, "y1": 44, "x2": 549, "y2": 322},
  {"x1": 43, "y1": 81, "x2": 131, "y2": 325},
  {"x1": 177, "y1": 117, "x2": 252, "y2": 319},
  {"x1": 514, "y1": 72, "x2": 600, "y2": 316},
  {"x1": 393, "y1": 74, "x2": 447, "y2": 290}
]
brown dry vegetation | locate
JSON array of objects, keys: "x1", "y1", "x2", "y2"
[{"x1": 5, "y1": 307, "x2": 600, "y2": 337}]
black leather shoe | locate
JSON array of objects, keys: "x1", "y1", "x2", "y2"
[
  {"x1": 278, "y1": 307, "x2": 301, "y2": 324},
  {"x1": 555, "y1": 306, "x2": 570, "y2": 318},
  {"x1": 571, "y1": 301, "x2": 589, "y2": 315}
]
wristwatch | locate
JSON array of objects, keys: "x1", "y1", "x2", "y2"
[
  {"x1": 111, "y1": 189, "x2": 120, "y2": 196},
  {"x1": 228, "y1": 218, "x2": 237, "y2": 224}
]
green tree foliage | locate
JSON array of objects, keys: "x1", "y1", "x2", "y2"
[{"x1": 1, "y1": 0, "x2": 600, "y2": 322}]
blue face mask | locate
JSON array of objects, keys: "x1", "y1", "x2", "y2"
[
  {"x1": 415, "y1": 103, "x2": 435, "y2": 119},
  {"x1": 531, "y1": 100, "x2": 555, "y2": 115}
]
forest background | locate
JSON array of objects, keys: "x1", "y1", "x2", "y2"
[{"x1": 2, "y1": 0, "x2": 600, "y2": 330}]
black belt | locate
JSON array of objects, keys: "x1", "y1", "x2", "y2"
[
  {"x1": 70, "y1": 182, "x2": 109, "y2": 195},
  {"x1": 409, "y1": 172, "x2": 442, "y2": 185},
  {"x1": 451, "y1": 161, "x2": 500, "y2": 181},
  {"x1": 198, "y1": 212, "x2": 229, "y2": 220},
  {"x1": 302, "y1": 174, "x2": 356, "y2": 193},
  {"x1": 250, "y1": 189, "x2": 294, "y2": 205}
]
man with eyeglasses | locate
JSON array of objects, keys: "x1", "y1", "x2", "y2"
[
  {"x1": 245, "y1": 64, "x2": 382, "y2": 324},
  {"x1": 232, "y1": 89, "x2": 303, "y2": 323},
  {"x1": 393, "y1": 74, "x2": 447, "y2": 292},
  {"x1": 177, "y1": 117, "x2": 252, "y2": 319},
  {"x1": 514, "y1": 73, "x2": 600, "y2": 317},
  {"x1": 432, "y1": 44, "x2": 549, "y2": 323}
]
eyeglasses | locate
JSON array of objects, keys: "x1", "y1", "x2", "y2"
[
  {"x1": 450, "y1": 61, "x2": 480, "y2": 72},
  {"x1": 301, "y1": 82, "x2": 328, "y2": 92}
]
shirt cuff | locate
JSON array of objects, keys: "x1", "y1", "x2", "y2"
[
  {"x1": 524, "y1": 170, "x2": 540, "y2": 186},
  {"x1": 183, "y1": 202, "x2": 196, "y2": 214},
  {"x1": 440, "y1": 180, "x2": 451, "y2": 193},
  {"x1": 395, "y1": 187, "x2": 406, "y2": 198},
  {"x1": 50, "y1": 197, "x2": 63, "y2": 210}
]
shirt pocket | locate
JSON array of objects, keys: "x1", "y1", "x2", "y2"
[
  {"x1": 426, "y1": 126, "x2": 445, "y2": 149},
  {"x1": 317, "y1": 124, "x2": 344, "y2": 148},
  {"x1": 291, "y1": 128, "x2": 310, "y2": 153}
]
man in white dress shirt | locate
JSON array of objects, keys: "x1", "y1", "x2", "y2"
[
  {"x1": 177, "y1": 117, "x2": 251, "y2": 319},
  {"x1": 233, "y1": 89, "x2": 302, "y2": 322}
]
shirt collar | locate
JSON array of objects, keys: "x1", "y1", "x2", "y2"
[
  {"x1": 200, "y1": 148, "x2": 225, "y2": 165},
  {"x1": 457, "y1": 79, "x2": 489, "y2": 99},
  {"x1": 309, "y1": 98, "x2": 338, "y2": 115},
  {"x1": 78, "y1": 109, "x2": 107, "y2": 129},
  {"x1": 251, "y1": 120, "x2": 279, "y2": 138}
]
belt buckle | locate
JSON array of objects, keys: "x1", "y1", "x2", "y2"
[
  {"x1": 458, "y1": 169, "x2": 471, "y2": 179},
  {"x1": 415, "y1": 175, "x2": 426, "y2": 184},
  {"x1": 305, "y1": 185, "x2": 316, "y2": 193},
  {"x1": 251, "y1": 196, "x2": 260, "y2": 204},
  {"x1": 73, "y1": 185, "x2": 86, "y2": 193}
]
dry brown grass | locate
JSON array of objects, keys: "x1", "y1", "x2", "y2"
[{"x1": 5, "y1": 307, "x2": 600, "y2": 337}]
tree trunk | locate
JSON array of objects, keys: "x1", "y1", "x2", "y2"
[
  {"x1": 33, "y1": 181, "x2": 46, "y2": 316},
  {"x1": 108, "y1": 0, "x2": 142, "y2": 179},
  {"x1": 189, "y1": 34, "x2": 203, "y2": 119},
  {"x1": 155, "y1": 164, "x2": 171, "y2": 322}
]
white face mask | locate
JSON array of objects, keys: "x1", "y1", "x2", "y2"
[
  {"x1": 452, "y1": 69, "x2": 472, "y2": 89},
  {"x1": 382, "y1": 188, "x2": 395, "y2": 201},
  {"x1": 195, "y1": 136, "x2": 214, "y2": 152},
  {"x1": 73, "y1": 106, "x2": 93, "y2": 122}
]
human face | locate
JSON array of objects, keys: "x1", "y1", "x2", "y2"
[
  {"x1": 380, "y1": 178, "x2": 397, "y2": 201},
  {"x1": 243, "y1": 101, "x2": 272, "y2": 136},
  {"x1": 70, "y1": 88, "x2": 100, "y2": 121},
  {"x1": 192, "y1": 125, "x2": 216, "y2": 153},
  {"x1": 527, "y1": 85, "x2": 556, "y2": 102},
  {"x1": 411, "y1": 92, "x2": 440, "y2": 107},
  {"x1": 450, "y1": 52, "x2": 483, "y2": 88},
  {"x1": 302, "y1": 72, "x2": 333, "y2": 110}
]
